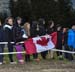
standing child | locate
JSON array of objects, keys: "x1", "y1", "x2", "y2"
[
  {"x1": 4, "y1": 17, "x2": 16, "y2": 64},
  {"x1": 13, "y1": 17, "x2": 24, "y2": 64},
  {"x1": 56, "y1": 25, "x2": 63, "y2": 60},
  {"x1": 23, "y1": 22, "x2": 31, "y2": 62}
]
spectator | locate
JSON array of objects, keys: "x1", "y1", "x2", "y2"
[
  {"x1": 3, "y1": 17, "x2": 16, "y2": 64},
  {"x1": 13, "y1": 17, "x2": 24, "y2": 64},
  {"x1": 56, "y1": 25, "x2": 63, "y2": 60},
  {"x1": 62, "y1": 27, "x2": 68, "y2": 59},
  {"x1": 67, "y1": 24, "x2": 75, "y2": 61},
  {"x1": 47, "y1": 20, "x2": 55, "y2": 34},
  {"x1": 30, "y1": 20, "x2": 40, "y2": 61},
  {"x1": 38, "y1": 18, "x2": 47, "y2": 59},
  {"x1": 46, "y1": 20, "x2": 55, "y2": 59},
  {"x1": 23, "y1": 22, "x2": 31, "y2": 62}
]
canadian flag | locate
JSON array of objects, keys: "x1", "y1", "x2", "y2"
[{"x1": 24, "y1": 35, "x2": 55, "y2": 54}]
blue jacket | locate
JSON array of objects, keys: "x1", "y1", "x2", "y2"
[{"x1": 68, "y1": 29, "x2": 75, "y2": 48}]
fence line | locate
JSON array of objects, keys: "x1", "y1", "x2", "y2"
[
  {"x1": 0, "y1": 49, "x2": 74, "y2": 55},
  {"x1": 0, "y1": 42, "x2": 74, "y2": 55},
  {"x1": 0, "y1": 42, "x2": 24, "y2": 44}
]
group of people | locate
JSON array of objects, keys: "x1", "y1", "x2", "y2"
[{"x1": 0, "y1": 16, "x2": 75, "y2": 65}]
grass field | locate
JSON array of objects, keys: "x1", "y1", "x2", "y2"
[{"x1": 1, "y1": 47, "x2": 75, "y2": 72}]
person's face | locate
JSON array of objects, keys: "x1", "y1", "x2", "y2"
[
  {"x1": 72, "y1": 25, "x2": 75, "y2": 30},
  {"x1": 17, "y1": 19, "x2": 21, "y2": 25},
  {"x1": 63, "y1": 28, "x2": 67, "y2": 33},
  {"x1": 8, "y1": 19, "x2": 13, "y2": 25}
]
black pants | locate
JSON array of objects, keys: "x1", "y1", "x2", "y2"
[
  {"x1": 0, "y1": 44, "x2": 4, "y2": 62},
  {"x1": 33, "y1": 51, "x2": 48, "y2": 59},
  {"x1": 64, "y1": 45, "x2": 69, "y2": 59},
  {"x1": 25, "y1": 53, "x2": 38, "y2": 62},
  {"x1": 33, "y1": 53, "x2": 38, "y2": 59},
  {"x1": 64, "y1": 46, "x2": 73, "y2": 61},
  {"x1": 25, "y1": 51, "x2": 48, "y2": 61},
  {"x1": 56, "y1": 45, "x2": 62, "y2": 56},
  {"x1": 25, "y1": 54, "x2": 30, "y2": 62},
  {"x1": 41, "y1": 51, "x2": 48, "y2": 59},
  {"x1": 8, "y1": 43, "x2": 14, "y2": 62}
]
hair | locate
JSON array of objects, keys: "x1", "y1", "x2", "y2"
[
  {"x1": 16, "y1": 17, "x2": 22, "y2": 21},
  {"x1": 24, "y1": 22, "x2": 30, "y2": 36},
  {"x1": 32, "y1": 21, "x2": 38, "y2": 28},
  {"x1": 5, "y1": 17, "x2": 14, "y2": 24},
  {"x1": 14, "y1": 17, "x2": 22, "y2": 26},
  {"x1": 38, "y1": 18, "x2": 45, "y2": 25},
  {"x1": 47, "y1": 20, "x2": 54, "y2": 29},
  {"x1": 24, "y1": 22, "x2": 30, "y2": 30},
  {"x1": 48, "y1": 20, "x2": 54, "y2": 25}
]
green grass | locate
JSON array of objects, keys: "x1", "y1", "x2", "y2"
[{"x1": 3, "y1": 48, "x2": 70, "y2": 64}]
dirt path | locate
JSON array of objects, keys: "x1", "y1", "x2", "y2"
[{"x1": 0, "y1": 60, "x2": 75, "y2": 72}]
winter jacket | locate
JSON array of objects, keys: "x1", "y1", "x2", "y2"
[
  {"x1": 13, "y1": 25, "x2": 23, "y2": 43},
  {"x1": 30, "y1": 25, "x2": 46, "y2": 37},
  {"x1": 56, "y1": 31, "x2": 63, "y2": 48},
  {"x1": 3, "y1": 24, "x2": 13, "y2": 42},
  {"x1": 68, "y1": 29, "x2": 75, "y2": 48},
  {"x1": 47, "y1": 27, "x2": 55, "y2": 34}
]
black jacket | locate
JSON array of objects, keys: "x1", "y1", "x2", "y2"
[
  {"x1": 0, "y1": 26, "x2": 5, "y2": 42},
  {"x1": 57, "y1": 31, "x2": 63, "y2": 48},
  {"x1": 3, "y1": 24, "x2": 13, "y2": 42},
  {"x1": 30, "y1": 25, "x2": 46, "y2": 37},
  {"x1": 63, "y1": 32, "x2": 68, "y2": 45},
  {"x1": 13, "y1": 25, "x2": 23, "y2": 43},
  {"x1": 46, "y1": 27, "x2": 55, "y2": 34}
]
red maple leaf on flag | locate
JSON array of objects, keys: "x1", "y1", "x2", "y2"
[{"x1": 37, "y1": 37, "x2": 49, "y2": 46}]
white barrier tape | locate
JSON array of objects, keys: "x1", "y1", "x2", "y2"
[
  {"x1": 0, "y1": 42, "x2": 24, "y2": 44},
  {"x1": 0, "y1": 51, "x2": 25, "y2": 55},
  {"x1": 0, "y1": 49, "x2": 74, "y2": 55},
  {"x1": 51, "y1": 49, "x2": 75, "y2": 54},
  {"x1": 0, "y1": 42, "x2": 74, "y2": 55}
]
